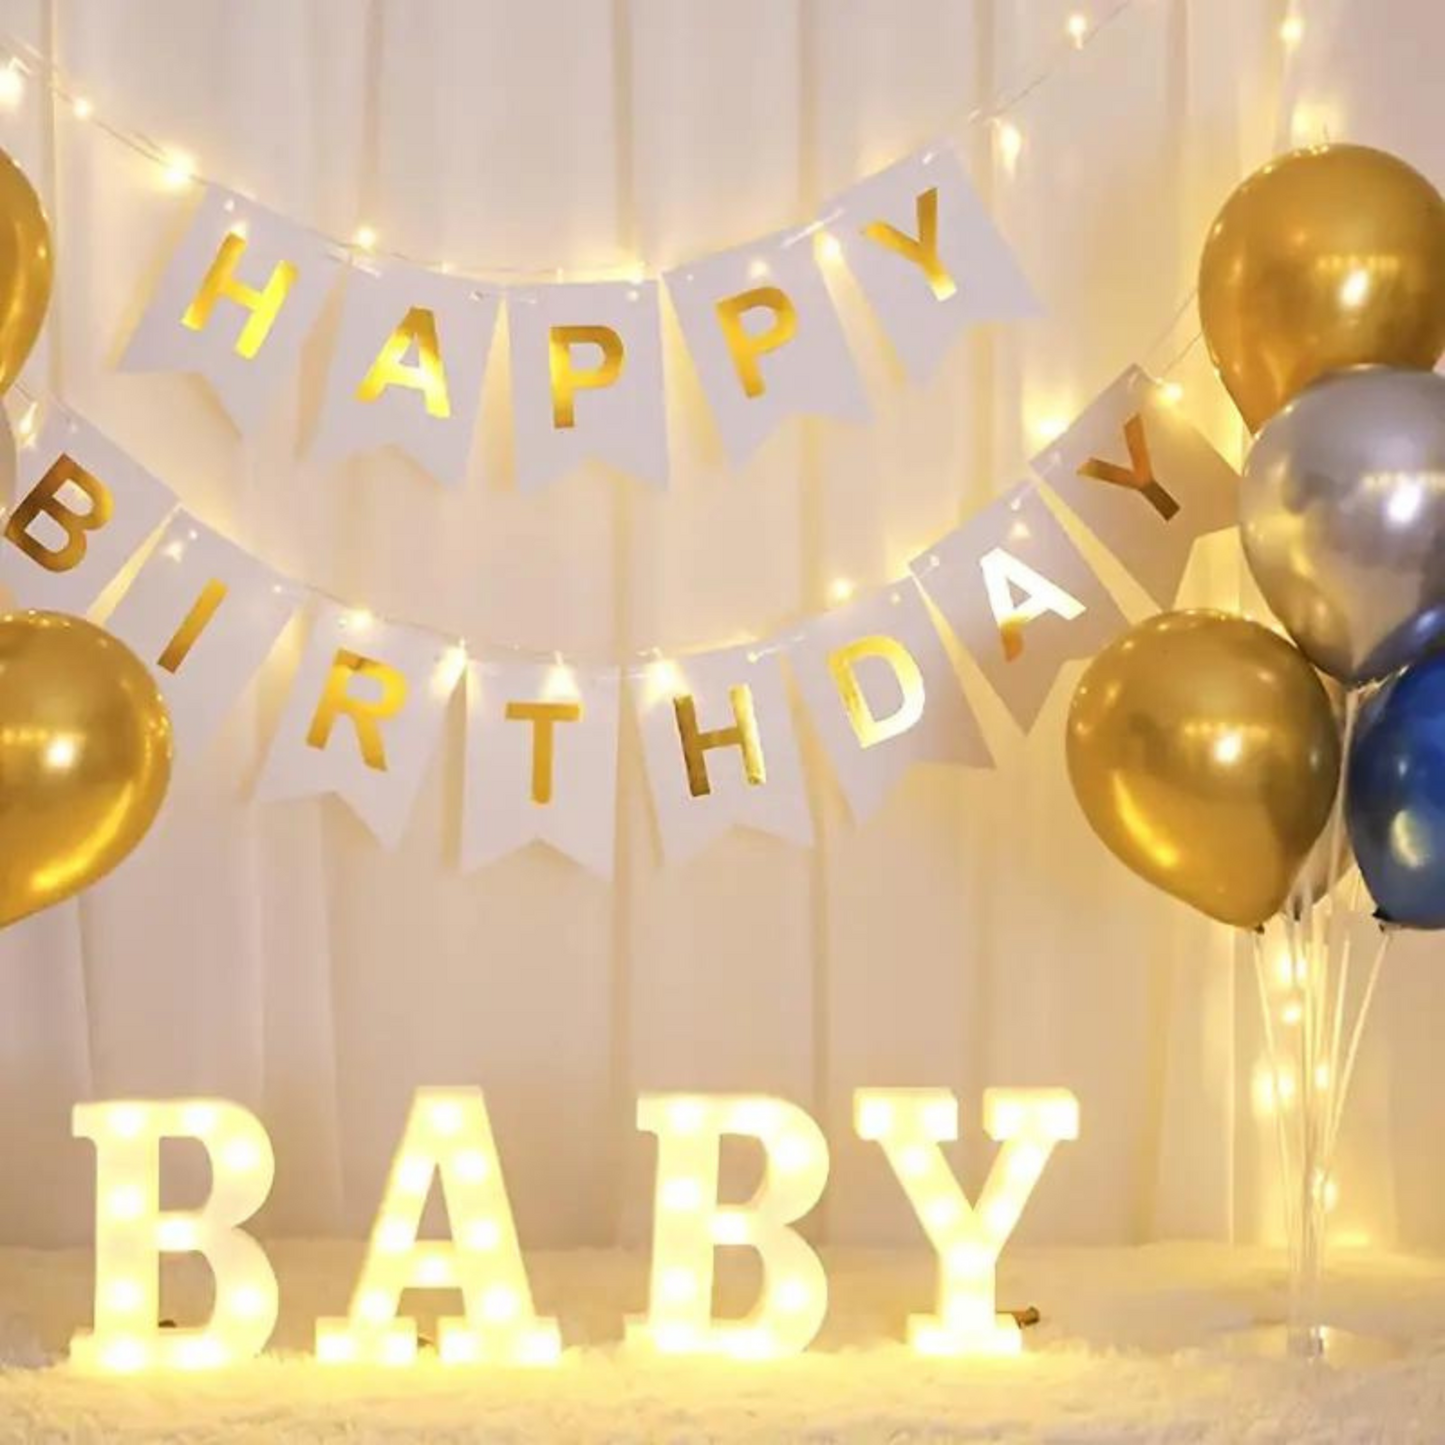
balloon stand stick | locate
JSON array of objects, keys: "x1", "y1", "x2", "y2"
[{"x1": 1248, "y1": 697, "x2": 1394, "y2": 1362}]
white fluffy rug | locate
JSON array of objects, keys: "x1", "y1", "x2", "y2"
[{"x1": 0, "y1": 1242, "x2": 1443, "y2": 1441}]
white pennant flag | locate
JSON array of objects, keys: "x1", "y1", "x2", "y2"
[
  {"x1": 665, "y1": 230, "x2": 867, "y2": 465},
  {"x1": 310, "y1": 259, "x2": 501, "y2": 485},
  {"x1": 828, "y1": 143, "x2": 1038, "y2": 381},
  {"x1": 461, "y1": 656, "x2": 621, "y2": 877},
  {"x1": 103, "y1": 511, "x2": 304, "y2": 752},
  {"x1": 121, "y1": 186, "x2": 341, "y2": 432},
  {"x1": 1029, "y1": 366, "x2": 1239, "y2": 608},
  {"x1": 256, "y1": 602, "x2": 464, "y2": 848},
  {"x1": 912, "y1": 483, "x2": 1128, "y2": 731},
  {"x1": 0, "y1": 408, "x2": 175, "y2": 615},
  {"x1": 508, "y1": 279, "x2": 668, "y2": 491},
  {"x1": 789, "y1": 580, "x2": 991, "y2": 819},
  {"x1": 632, "y1": 644, "x2": 812, "y2": 862}
]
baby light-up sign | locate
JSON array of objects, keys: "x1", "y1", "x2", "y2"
[{"x1": 71, "y1": 1085, "x2": 1077, "y2": 1373}]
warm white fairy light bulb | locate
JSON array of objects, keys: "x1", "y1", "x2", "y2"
[
  {"x1": 1029, "y1": 413, "x2": 1069, "y2": 449},
  {"x1": 353, "y1": 224, "x2": 378, "y2": 252},
  {"x1": 0, "y1": 62, "x2": 25, "y2": 109},
  {"x1": 1280, "y1": 14, "x2": 1304, "y2": 47},
  {"x1": 14, "y1": 399, "x2": 38, "y2": 446},
  {"x1": 71, "y1": 95, "x2": 93, "y2": 120},
  {"x1": 162, "y1": 152, "x2": 196, "y2": 190},
  {"x1": 994, "y1": 120, "x2": 1024, "y2": 175},
  {"x1": 1066, "y1": 12, "x2": 1089, "y2": 47}
]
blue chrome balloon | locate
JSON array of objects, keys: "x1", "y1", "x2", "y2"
[{"x1": 1348, "y1": 651, "x2": 1445, "y2": 927}]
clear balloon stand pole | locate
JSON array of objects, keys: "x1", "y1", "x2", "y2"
[{"x1": 1247, "y1": 695, "x2": 1396, "y2": 1362}]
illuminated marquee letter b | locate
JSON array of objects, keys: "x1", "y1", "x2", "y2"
[
  {"x1": 72, "y1": 1099, "x2": 278, "y2": 1373},
  {"x1": 627, "y1": 1094, "x2": 829, "y2": 1359}
]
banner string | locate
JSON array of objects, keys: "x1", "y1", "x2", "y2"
[
  {"x1": 0, "y1": 0, "x2": 1223, "y2": 676},
  {"x1": 0, "y1": 0, "x2": 1139, "y2": 282},
  {"x1": 6, "y1": 305, "x2": 1210, "y2": 677}
]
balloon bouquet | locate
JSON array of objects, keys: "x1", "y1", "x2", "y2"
[
  {"x1": 0, "y1": 151, "x2": 172, "y2": 927},
  {"x1": 1068, "y1": 144, "x2": 1445, "y2": 1359}
]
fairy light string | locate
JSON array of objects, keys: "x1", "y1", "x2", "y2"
[
  {"x1": 0, "y1": 2, "x2": 1215, "y2": 675},
  {"x1": 0, "y1": 5, "x2": 1137, "y2": 279}
]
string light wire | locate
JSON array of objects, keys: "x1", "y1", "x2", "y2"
[
  {"x1": 0, "y1": 1, "x2": 1213, "y2": 675},
  {"x1": 0, "y1": 2, "x2": 1138, "y2": 280}
]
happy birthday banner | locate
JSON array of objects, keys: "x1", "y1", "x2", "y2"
[
  {"x1": 117, "y1": 143, "x2": 1037, "y2": 488},
  {"x1": 0, "y1": 365, "x2": 1237, "y2": 874}
]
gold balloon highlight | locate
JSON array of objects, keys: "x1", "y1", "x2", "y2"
[
  {"x1": 0, "y1": 147, "x2": 51, "y2": 395},
  {"x1": 1066, "y1": 611, "x2": 1340, "y2": 929},
  {"x1": 0, "y1": 613, "x2": 171, "y2": 928},
  {"x1": 1198, "y1": 144, "x2": 1445, "y2": 431}
]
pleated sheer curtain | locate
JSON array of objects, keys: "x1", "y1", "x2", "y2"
[{"x1": 0, "y1": 0, "x2": 1436, "y2": 1255}]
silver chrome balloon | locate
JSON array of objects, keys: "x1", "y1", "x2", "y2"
[{"x1": 1241, "y1": 366, "x2": 1445, "y2": 684}]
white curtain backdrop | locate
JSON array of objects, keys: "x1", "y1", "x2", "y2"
[{"x1": 0, "y1": 0, "x2": 1437, "y2": 1256}]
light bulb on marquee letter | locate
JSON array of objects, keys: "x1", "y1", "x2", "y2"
[
  {"x1": 714, "y1": 286, "x2": 798, "y2": 398},
  {"x1": 181, "y1": 232, "x2": 298, "y2": 360},
  {"x1": 827, "y1": 635, "x2": 926, "y2": 748},
  {"x1": 626, "y1": 1094, "x2": 829, "y2": 1360},
  {"x1": 856, "y1": 1087, "x2": 1078, "y2": 1356},
  {"x1": 72, "y1": 1099, "x2": 279, "y2": 1373},
  {"x1": 3, "y1": 454, "x2": 114, "y2": 574},
  {"x1": 316, "y1": 1088, "x2": 560, "y2": 1367}
]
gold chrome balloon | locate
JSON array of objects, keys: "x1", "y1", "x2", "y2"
[
  {"x1": 0, "y1": 147, "x2": 51, "y2": 395},
  {"x1": 1198, "y1": 144, "x2": 1445, "y2": 431},
  {"x1": 1066, "y1": 611, "x2": 1340, "y2": 929},
  {"x1": 0, "y1": 612, "x2": 171, "y2": 927}
]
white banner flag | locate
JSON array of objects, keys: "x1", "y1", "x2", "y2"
[
  {"x1": 461, "y1": 657, "x2": 621, "y2": 877},
  {"x1": 632, "y1": 644, "x2": 812, "y2": 861},
  {"x1": 0, "y1": 408, "x2": 175, "y2": 615},
  {"x1": 829, "y1": 143, "x2": 1038, "y2": 381},
  {"x1": 103, "y1": 511, "x2": 304, "y2": 752},
  {"x1": 1029, "y1": 366, "x2": 1240, "y2": 608},
  {"x1": 789, "y1": 579, "x2": 991, "y2": 819},
  {"x1": 121, "y1": 187, "x2": 341, "y2": 432},
  {"x1": 665, "y1": 230, "x2": 867, "y2": 465},
  {"x1": 310, "y1": 259, "x2": 500, "y2": 485},
  {"x1": 256, "y1": 602, "x2": 464, "y2": 847},
  {"x1": 508, "y1": 279, "x2": 668, "y2": 492},
  {"x1": 912, "y1": 482, "x2": 1128, "y2": 731}
]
